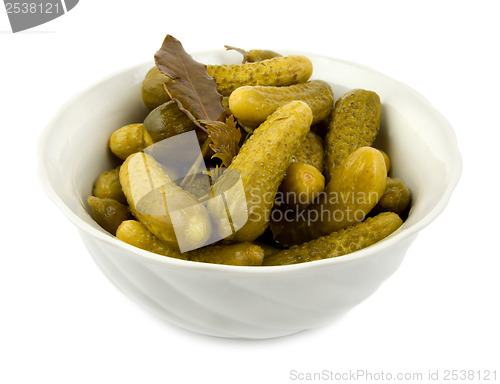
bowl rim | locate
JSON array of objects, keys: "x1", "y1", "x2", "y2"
[{"x1": 37, "y1": 50, "x2": 462, "y2": 275}]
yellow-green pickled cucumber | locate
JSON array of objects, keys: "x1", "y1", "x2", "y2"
[
  {"x1": 208, "y1": 55, "x2": 313, "y2": 96},
  {"x1": 116, "y1": 220, "x2": 187, "y2": 260},
  {"x1": 119, "y1": 152, "x2": 212, "y2": 251},
  {"x1": 263, "y1": 212, "x2": 402, "y2": 266},
  {"x1": 229, "y1": 80, "x2": 333, "y2": 128},
  {"x1": 324, "y1": 89, "x2": 381, "y2": 182},
  {"x1": 271, "y1": 146, "x2": 387, "y2": 247},
  {"x1": 279, "y1": 162, "x2": 325, "y2": 211},
  {"x1": 92, "y1": 167, "x2": 127, "y2": 205},
  {"x1": 143, "y1": 100, "x2": 204, "y2": 144},
  {"x1": 208, "y1": 101, "x2": 313, "y2": 243},
  {"x1": 141, "y1": 66, "x2": 172, "y2": 110},
  {"x1": 373, "y1": 177, "x2": 411, "y2": 216},
  {"x1": 252, "y1": 241, "x2": 281, "y2": 258},
  {"x1": 293, "y1": 131, "x2": 324, "y2": 172},
  {"x1": 142, "y1": 55, "x2": 313, "y2": 109},
  {"x1": 109, "y1": 123, "x2": 153, "y2": 161},
  {"x1": 378, "y1": 149, "x2": 391, "y2": 173},
  {"x1": 88, "y1": 196, "x2": 131, "y2": 235},
  {"x1": 188, "y1": 242, "x2": 264, "y2": 266},
  {"x1": 116, "y1": 220, "x2": 264, "y2": 266}
]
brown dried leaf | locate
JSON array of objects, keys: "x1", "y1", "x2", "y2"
[
  {"x1": 154, "y1": 35, "x2": 226, "y2": 131},
  {"x1": 201, "y1": 116, "x2": 241, "y2": 167}
]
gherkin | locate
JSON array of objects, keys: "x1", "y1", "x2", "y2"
[
  {"x1": 373, "y1": 177, "x2": 411, "y2": 216},
  {"x1": 143, "y1": 100, "x2": 201, "y2": 144},
  {"x1": 116, "y1": 220, "x2": 187, "y2": 260},
  {"x1": 92, "y1": 167, "x2": 127, "y2": 205},
  {"x1": 208, "y1": 101, "x2": 313, "y2": 243},
  {"x1": 119, "y1": 152, "x2": 212, "y2": 252},
  {"x1": 207, "y1": 55, "x2": 313, "y2": 96},
  {"x1": 271, "y1": 146, "x2": 387, "y2": 247},
  {"x1": 87, "y1": 196, "x2": 131, "y2": 235},
  {"x1": 293, "y1": 131, "x2": 324, "y2": 172},
  {"x1": 116, "y1": 220, "x2": 264, "y2": 266},
  {"x1": 324, "y1": 89, "x2": 381, "y2": 182},
  {"x1": 279, "y1": 162, "x2": 325, "y2": 211},
  {"x1": 229, "y1": 80, "x2": 333, "y2": 128},
  {"x1": 141, "y1": 55, "x2": 313, "y2": 109},
  {"x1": 263, "y1": 212, "x2": 403, "y2": 266}
]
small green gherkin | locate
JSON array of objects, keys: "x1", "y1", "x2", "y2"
[
  {"x1": 141, "y1": 55, "x2": 313, "y2": 110},
  {"x1": 92, "y1": 167, "x2": 127, "y2": 205},
  {"x1": 209, "y1": 100, "x2": 313, "y2": 243},
  {"x1": 143, "y1": 100, "x2": 201, "y2": 144},
  {"x1": 87, "y1": 196, "x2": 132, "y2": 235},
  {"x1": 373, "y1": 177, "x2": 411, "y2": 217},
  {"x1": 293, "y1": 131, "x2": 324, "y2": 172},
  {"x1": 324, "y1": 89, "x2": 381, "y2": 182},
  {"x1": 263, "y1": 212, "x2": 403, "y2": 266},
  {"x1": 229, "y1": 80, "x2": 333, "y2": 128},
  {"x1": 208, "y1": 55, "x2": 313, "y2": 96},
  {"x1": 116, "y1": 220, "x2": 264, "y2": 266}
]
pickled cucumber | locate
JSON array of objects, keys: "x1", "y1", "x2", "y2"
[
  {"x1": 119, "y1": 152, "x2": 212, "y2": 251},
  {"x1": 88, "y1": 196, "x2": 131, "y2": 235},
  {"x1": 373, "y1": 177, "x2": 411, "y2": 216},
  {"x1": 116, "y1": 220, "x2": 264, "y2": 265},
  {"x1": 263, "y1": 212, "x2": 402, "y2": 265},
  {"x1": 378, "y1": 149, "x2": 391, "y2": 173},
  {"x1": 324, "y1": 89, "x2": 381, "y2": 182},
  {"x1": 188, "y1": 242, "x2": 264, "y2": 266},
  {"x1": 252, "y1": 241, "x2": 281, "y2": 258},
  {"x1": 141, "y1": 66, "x2": 172, "y2": 110},
  {"x1": 142, "y1": 55, "x2": 313, "y2": 109},
  {"x1": 143, "y1": 100, "x2": 202, "y2": 144},
  {"x1": 271, "y1": 147, "x2": 387, "y2": 247},
  {"x1": 109, "y1": 123, "x2": 154, "y2": 161},
  {"x1": 208, "y1": 101, "x2": 313, "y2": 242},
  {"x1": 279, "y1": 162, "x2": 325, "y2": 211},
  {"x1": 92, "y1": 167, "x2": 127, "y2": 205},
  {"x1": 208, "y1": 55, "x2": 313, "y2": 96},
  {"x1": 116, "y1": 220, "x2": 187, "y2": 260},
  {"x1": 228, "y1": 80, "x2": 333, "y2": 128},
  {"x1": 293, "y1": 131, "x2": 324, "y2": 172}
]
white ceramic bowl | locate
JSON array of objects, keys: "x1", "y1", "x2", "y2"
[{"x1": 38, "y1": 50, "x2": 461, "y2": 339}]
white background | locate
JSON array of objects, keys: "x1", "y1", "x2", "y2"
[{"x1": 1, "y1": 1, "x2": 499, "y2": 383}]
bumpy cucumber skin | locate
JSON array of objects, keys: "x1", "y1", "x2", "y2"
[
  {"x1": 208, "y1": 55, "x2": 313, "y2": 96},
  {"x1": 263, "y1": 212, "x2": 402, "y2": 266},
  {"x1": 293, "y1": 131, "x2": 324, "y2": 172},
  {"x1": 119, "y1": 152, "x2": 212, "y2": 251},
  {"x1": 271, "y1": 147, "x2": 387, "y2": 247},
  {"x1": 188, "y1": 242, "x2": 264, "y2": 266},
  {"x1": 324, "y1": 89, "x2": 381, "y2": 182},
  {"x1": 373, "y1": 177, "x2": 411, "y2": 216},
  {"x1": 88, "y1": 196, "x2": 132, "y2": 235},
  {"x1": 143, "y1": 100, "x2": 200, "y2": 143},
  {"x1": 116, "y1": 220, "x2": 264, "y2": 266},
  {"x1": 210, "y1": 101, "x2": 312, "y2": 243},
  {"x1": 229, "y1": 80, "x2": 333, "y2": 127},
  {"x1": 142, "y1": 55, "x2": 312, "y2": 109}
]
